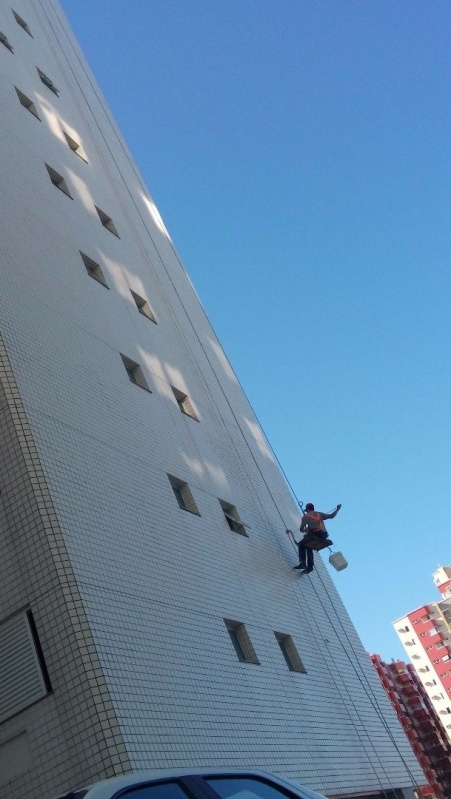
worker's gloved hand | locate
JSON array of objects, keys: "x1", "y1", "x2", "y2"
[{"x1": 337, "y1": 503, "x2": 342, "y2": 510}]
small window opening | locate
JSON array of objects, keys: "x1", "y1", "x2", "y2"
[
  {"x1": 95, "y1": 206, "x2": 119, "y2": 237},
  {"x1": 171, "y1": 386, "x2": 197, "y2": 420},
  {"x1": 0, "y1": 30, "x2": 14, "y2": 51},
  {"x1": 130, "y1": 290, "x2": 156, "y2": 322},
  {"x1": 37, "y1": 68, "x2": 58, "y2": 95},
  {"x1": 274, "y1": 632, "x2": 307, "y2": 673},
  {"x1": 80, "y1": 252, "x2": 109, "y2": 288},
  {"x1": 63, "y1": 131, "x2": 88, "y2": 162},
  {"x1": 219, "y1": 499, "x2": 249, "y2": 536},
  {"x1": 12, "y1": 10, "x2": 32, "y2": 36},
  {"x1": 45, "y1": 164, "x2": 72, "y2": 198},
  {"x1": 224, "y1": 619, "x2": 260, "y2": 664},
  {"x1": 120, "y1": 354, "x2": 150, "y2": 391},
  {"x1": 15, "y1": 87, "x2": 40, "y2": 118},
  {"x1": 167, "y1": 475, "x2": 200, "y2": 515}
]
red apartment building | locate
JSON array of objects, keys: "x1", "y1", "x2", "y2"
[
  {"x1": 394, "y1": 567, "x2": 451, "y2": 739},
  {"x1": 371, "y1": 655, "x2": 451, "y2": 799}
]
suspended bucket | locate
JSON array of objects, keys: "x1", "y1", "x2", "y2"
[{"x1": 329, "y1": 551, "x2": 348, "y2": 571}]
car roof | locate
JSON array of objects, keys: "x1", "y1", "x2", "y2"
[{"x1": 60, "y1": 768, "x2": 327, "y2": 799}]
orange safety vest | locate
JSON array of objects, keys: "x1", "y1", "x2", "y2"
[{"x1": 305, "y1": 511, "x2": 325, "y2": 532}]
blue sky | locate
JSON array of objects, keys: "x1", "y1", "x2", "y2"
[{"x1": 60, "y1": 0, "x2": 451, "y2": 661}]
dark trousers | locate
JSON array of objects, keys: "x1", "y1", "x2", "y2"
[
  {"x1": 298, "y1": 540, "x2": 314, "y2": 569},
  {"x1": 298, "y1": 530, "x2": 328, "y2": 569}
]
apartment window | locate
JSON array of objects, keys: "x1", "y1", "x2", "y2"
[
  {"x1": 219, "y1": 500, "x2": 248, "y2": 536},
  {"x1": 0, "y1": 609, "x2": 51, "y2": 724},
  {"x1": 224, "y1": 619, "x2": 259, "y2": 665},
  {"x1": 12, "y1": 10, "x2": 32, "y2": 36},
  {"x1": 120, "y1": 354, "x2": 150, "y2": 391},
  {"x1": 63, "y1": 131, "x2": 88, "y2": 162},
  {"x1": 167, "y1": 475, "x2": 200, "y2": 515},
  {"x1": 37, "y1": 68, "x2": 58, "y2": 95},
  {"x1": 95, "y1": 205, "x2": 119, "y2": 237},
  {"x1": 45, "y1": 164, "x2": 72, "y2": 198},
  {"x1": 274, "y1": 632, "x2": 306, "y2": 673},
  {"x1": 0, "y1": 30, "x2": 14, "y2": 51},
  {"x1": 80, "y1": 252, "x2": 109, "y2": 288},
  {"x1": 130, "y1": 290, "x2": 156, "y2": 322},
  {"x1": 15, "y1": 87, "x2": 40, "y2": 118},
  {"x1": 171, "y1": 387, "x2": 197, "y2": 420}
]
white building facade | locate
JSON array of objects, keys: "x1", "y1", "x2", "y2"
[
  {"x1": 394, "y1": 567, "x2": 451, "y2": 743},
  {"x1": 0, "y1": 2, "x2": 424, "y2": 798}
]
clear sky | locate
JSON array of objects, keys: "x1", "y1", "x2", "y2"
[{"x1": 60, "y1": 0, "x2": 451, "y2": 661}]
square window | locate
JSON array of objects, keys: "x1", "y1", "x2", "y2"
[
  {"x1": 167, "y1": 475, "x2": 200, "y2": 515},
  {"x1": 130, "y1": 290, "x2": 156, "y2": 322},
  {"x1": 95, "y1": 205, "x2": 120, "y2": 237},
  {"x1": 45, "y1": 164, "x2": 72, "y2": 198},
  {"x1": 79, "y1": 252, "x2": 109, "y2": 288},
  {"x1": 224, "y1": 619, "x2": 259, "y2": 664},
  {"x1": 274, "y1": 632, "x2": 306, "y2": 673},
  {"x1": 63, "y1": 132, "x2": 88, "y2": 162},
  {"x1": 0, "y1": 31, "x2": 14, "y2": 51},
  {"x1": 37, "y1": 68, "x2": 58, "y2": 95},
  {"x1": 15, "y1": 87, "x2": 40, "y2": 119},
  {"x1": 171, "y1": 386, "x2": 197, "y2": 420},
  {"x1": 120, "y1": 354, "x2": 150, "y2": 391},
  {"x1": 12, "y1": 10, "x2": 32, "y2": 36},
  {"x1": 219, "y1": 499, "x2": 248, "y2": 536}
]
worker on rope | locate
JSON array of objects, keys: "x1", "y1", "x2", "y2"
[{"x1": 294, "y1": 502, "x2": 342, "y2": 574}]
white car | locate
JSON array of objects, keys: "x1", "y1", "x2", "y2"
[{"x1": 54, "y1": 768, "x2": 328, "y2": 799}]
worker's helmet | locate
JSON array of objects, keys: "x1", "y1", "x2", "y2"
[{"x1": 305, "y1": 502, "x2": 315, "y2": 511}]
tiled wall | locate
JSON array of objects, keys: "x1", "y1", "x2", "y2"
[{"x1": 0, "y1": 1, "x2": 424, "y2": 798}]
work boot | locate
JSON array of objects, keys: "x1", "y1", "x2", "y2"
[
  {"x1": 293, "y1": 562, "x2": 306, "y2": 570},
  {"x1": 302, "y1": 566, "x2": 314, "y2": 574}
]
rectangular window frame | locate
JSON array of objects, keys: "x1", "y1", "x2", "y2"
[
  {"x1": 13, "y1": 10, "x2": 32, "y2": 36},
  {"x1": 171, "y1": 386, "x2": 198, "y2": 420},
  {"x1": 63, "y1": 131, "x2": 88, "y2": 163},
  {"x1": 45, "y1": 164, "x2": 72, "y2": 198},
  {"x1": 80, "y1": 252, "x2": 109, "y2": 288},
  {"x1": 95, "y1": 205, "x2": 120, "y2": 237},
  {"x1": 224, "y1": 619, "x2": 260, "y2": 665},
  {"x1": 37, "y1": 68, "x2": 58, "y2": 96},
  {"x1": 219, "y1": 499, "x2": 249, "y2": 537},
  {"x1": 167, "y1": 474, "x2": 200, "y2": 516},
  {"x1": 15, "y1": 87, "x2": 40, "y2": 119},
  {"x1": 120, "y1": 354, "x2": 150, "y2": 392},
  {"x1": 130, "y1": 290, "x2": 156, "y2": 323},
  {"x1": 274, "y1": 632, "x2": 307, "y2": 673},
  {"x1": 0, "y1": 30, "x2": 14, "y2": 51}
]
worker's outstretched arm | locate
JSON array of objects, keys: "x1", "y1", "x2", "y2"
[{"x1": 322, "y1": 503, "x2": 342, "y2": 520}]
